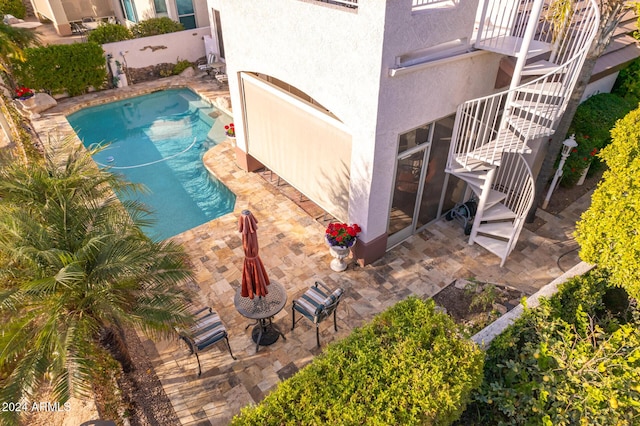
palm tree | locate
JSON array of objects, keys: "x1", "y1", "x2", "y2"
[{"x1": 0, "y1": 138, "x2": 195, "y2": 425}]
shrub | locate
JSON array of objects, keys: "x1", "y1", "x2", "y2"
[
  {"x1": 0, "y1": 0, "x2": 26, "y2": 19},
  {"x1": 132, "y1": 17, "x2": 184, "y2": 38},
  {"x1": 232, "y1": 297, "x2": 484, "y2": 425},
  {"x1": 560, "y1": 93, "x2": 635, "y2": 186},
  {"x1": 461, "y1": 270, "x2": 640, "y2": 425},
  {"x1": 87, "y1": 23, "x2": 133, "y2": 44},
  {"x1": 12, "y1": 43, "x2": 107, "y2": 96},
  {"x1": 576, "y1": 107, "x2": 640, "y2": 300},
  {"x1": 612, "y1": 57, "x2": 640, "y2": 102},
  {"x1": 172, "y1": 59, "x2": 192, "y2": 75}
]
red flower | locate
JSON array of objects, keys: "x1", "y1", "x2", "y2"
[
  {"x1": 225, "y1": 123, "x2": 235, "y2": 137},
  {"x1": 325, "y1": 222, "x2": 361, "y2": 248}
]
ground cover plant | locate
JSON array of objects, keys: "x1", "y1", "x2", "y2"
[
  {"x1": 233, "y1": 297, "x2": 484, "y2": 425},
  {"x1": 458, "y1": 269, "x2": 640, "y2": 425}
]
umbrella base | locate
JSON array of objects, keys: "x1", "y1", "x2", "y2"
[{"x1": 251, "y1": 320, "x2": 285, "y2": 350}]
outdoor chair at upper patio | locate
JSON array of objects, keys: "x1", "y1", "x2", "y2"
[
  {"x1": 197, "y1": 53, "x2": 224, "y2": 76},
  {"x1": 291, "y1": 281, "x2": 345, "y2": 347},
  {"x1": 177, "y1": 306, "x2": 236, "y2": 376}
]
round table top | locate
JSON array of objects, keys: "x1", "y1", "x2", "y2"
[{"x1": 234, "y1": 281, "x2": 287, "y2": 320}]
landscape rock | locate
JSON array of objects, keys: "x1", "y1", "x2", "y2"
[
  {"x1": 492, "y1": 303, "x2": 508, "y2": 315},
  {"x1": 179, "y1": 66, "x2": 196, "y2": 78},
  {"x1": 454, "y1": 278, "x2": 473, "y2": 290}
]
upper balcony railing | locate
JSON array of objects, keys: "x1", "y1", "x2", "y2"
[
  {"x1": 309, "y1": 0, "x2": 357, "y2": 9},
  {"x1": 413, "y1": 0, "x2": 456, "y2": 8},
  {"x1": 308, "y1": 0, "x2": 455, "y2": 11}
]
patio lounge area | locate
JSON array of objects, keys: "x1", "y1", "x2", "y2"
[{"x1": 30, "y1": 75, "x2": 590, "y2": 425}]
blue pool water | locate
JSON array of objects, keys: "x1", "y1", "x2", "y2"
[{"x1": 68, "y1": 88, "x2": 236, "y2": 240}]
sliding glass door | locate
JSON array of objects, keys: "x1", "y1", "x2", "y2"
[{"x1": 387, "y1": 115, "x2": 460, "y2": 247}]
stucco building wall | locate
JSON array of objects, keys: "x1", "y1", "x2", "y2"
[{"x1": 207, "y1": 0, "x2": 503, "y2": 261}]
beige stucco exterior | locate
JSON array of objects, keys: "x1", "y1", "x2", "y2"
[{"x1": 206, "y1": 0, "x2": 505, "y2": 263}]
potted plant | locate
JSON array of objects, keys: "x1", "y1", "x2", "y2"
[
  {"x1": 15, "y1": 86, "x2": 34, "y2": 100},
  {"x1": 325, "y1": 222, "x2": 361, "y2": 271},
  {"x1": 225, "y1": 123, "x2": 235, "y2": 139}
]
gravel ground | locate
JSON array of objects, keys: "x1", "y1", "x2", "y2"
[{"x1": 117, "y1": 328, "x2": 181, "y2": 426}]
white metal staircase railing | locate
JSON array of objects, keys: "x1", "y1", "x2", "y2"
[{"x1": 446, "y1": 0, "x2": 599, "y2": 266}]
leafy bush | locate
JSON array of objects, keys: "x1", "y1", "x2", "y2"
[
  {"x1": 87, "y1": 23, "x2": 133, "y2": 44},
  {"x1": 12, "y1": 43, "x2": 107, "y2": 96},
  {"x1": 172, "y1": 59, "x2": 192, "y2": 75},
  {"x1": 232, "y1": 297, "x2": 484, "y2": 425},
  {"x1": 460, "y1": 270, "x2": 640, "y2": 425},
  {"x1": 132, "y1": 17, "x2": 184, "y2": 38},
  {"x1": 612, "y1": 57, "x2": 640, "y2": 102},
  {"x1": 0, "y1": 0, "x2": 26, "y2": 19},
  {"x1": 576, "y1": 107, "x2": 640, "y2": 300},
  {"x1": 560, "y1": 93, "x2": 635, "y2": 186}
]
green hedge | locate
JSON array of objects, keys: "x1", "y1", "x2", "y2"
[
  {"x1": 460, "y1": 269, "x2": 640, "y2": 425},
  {"x1": 87, "y1": 23, "x2": 133, "y2": 44},
  {"x1": 132, "y1": 17, "x2": 184, "y2": 37},
  {"x1": 12, "y1": 43, "x2": 107, "y2": 96},
  {"x1": 561, "y1": 93, "x2": 635, "y2": 186},
  {"x1": 0, "y1": 0, "x2": 26, "y2": 19},
  {"x1": 233, "y1": 297, "x2": 484, "y2": 425}
]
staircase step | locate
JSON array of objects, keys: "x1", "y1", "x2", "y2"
[
  {"x1": 517, "y1": 81, "x2": 565, "y2": 97},
  {"x1": 481, "y1": 203, "x2": 517, "y2": 221},
  {"x1": 448, "y1": 169, "x2": 489, "y2": 180},
  {"x1": 507, "y1": 116, "x2": 554, "y2": 139},
  {"x1": 511, "y1": 100, "x2": 559, "y2": 121},
  {"x1": 474, "y1": 36, "x2": 552, "y2": 59},
  {"x1": 484, "y1": 189, "x2": 507, "y2": 209},
  {"x1": 476, "y1": 221, "x2": 515, "y2": 239},
  {"x1": 450, "y1": 156, "x2": 492, "y2": 171},
  {"x1": 521, "y1": 60, "x2": 562, "y2": 76},
  {"x1": 473, "y1": 235, "x2": 510, "y2": 261}
]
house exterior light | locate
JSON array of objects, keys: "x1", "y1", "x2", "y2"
[{"x1": 542, "y1": 134, "x2": 578, "y2": 210}]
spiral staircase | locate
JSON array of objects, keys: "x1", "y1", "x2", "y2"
[{"x1": 445, "y1": 0, "x2": 599, "y2": 266}]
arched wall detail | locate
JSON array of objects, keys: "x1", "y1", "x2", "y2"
[{"x1": 240, "y1": 72, "x2": 352, "y2": 221}]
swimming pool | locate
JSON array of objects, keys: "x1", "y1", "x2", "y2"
[{"x1": 67, "y1": 88, "x2": 236, "y2": 240}]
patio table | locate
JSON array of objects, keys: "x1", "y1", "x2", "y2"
[{"x1": 234, "y1": 281, "x2": 287, "y2": 351}]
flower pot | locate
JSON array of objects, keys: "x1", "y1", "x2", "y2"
[{"x1": 326, "y1": 237, "x2": 355, "y2": 272}]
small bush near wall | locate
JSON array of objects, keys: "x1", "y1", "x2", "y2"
[
  {"x1": 12, "y1": 43, "x2": 107, "y2": 96},
  {"x1": 0, "y1": 0, "x2": 26, "y2": 19},
  {"x1": 87, "y1": 23, "x2": 133, "y2": 44},
  {"x1": 132, "y1": 17, "x2": 184, "y2": 38},
  {"x1": 232, "y1": 297, "x2": 484, "y2": 425},
  {"x1": 459, "y1": 269, "x2": 640, "y2": 425},
  {"x1": 560, "y1": 93, "x2": 635, "y2": 187}
]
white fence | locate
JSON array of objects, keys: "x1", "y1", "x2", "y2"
[{"x1": 102, "y1": 27, "x2": 210, "y2": 69}]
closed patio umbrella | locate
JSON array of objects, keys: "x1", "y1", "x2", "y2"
[{"x1": 239, "y1": 210, "x2": 270, "y2": 299}]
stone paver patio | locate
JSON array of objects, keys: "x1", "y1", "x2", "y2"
[{"x1": 31, "y1": 75, "x2": 591, "y2": 425}]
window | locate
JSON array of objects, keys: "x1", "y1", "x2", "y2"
[
  {"x1": 121, "y1": 0, "x2": 138, "y2": 23},
  {"x1": 176, "y1": 0, "x2": 196, "y2": 29},
  {"x1": 154, "y1": 0, "x2": 167, "y2": 14}
]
